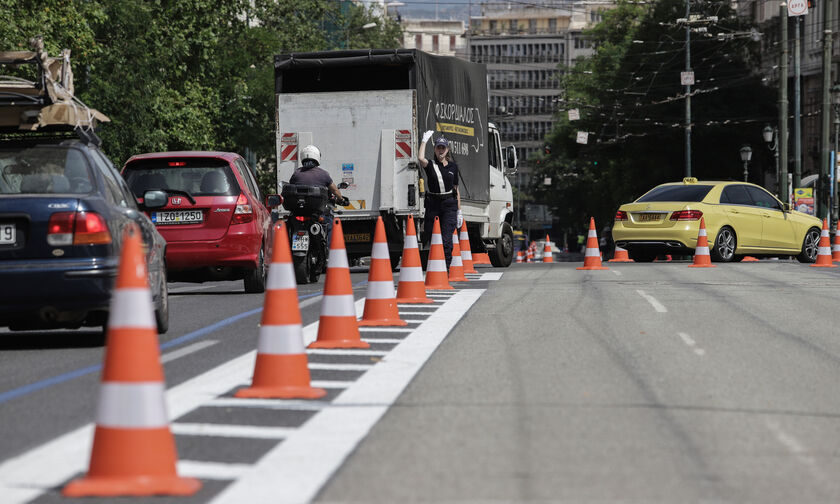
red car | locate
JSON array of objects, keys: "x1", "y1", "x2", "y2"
[{"x1": 121, "y1": 151, "x2": 275, "y2": 293}]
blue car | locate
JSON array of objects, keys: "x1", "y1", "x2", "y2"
[{"x1": 0, "y1": 137, "x2": 169, "y2": 334}]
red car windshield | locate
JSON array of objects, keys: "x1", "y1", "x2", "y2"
[{"x1": 123, "y1": 158, "x2": 239, "y2": 198}]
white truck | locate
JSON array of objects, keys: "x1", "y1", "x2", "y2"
[{"x1": 274, "y1": 49, "x2": 518, "y2": 267}]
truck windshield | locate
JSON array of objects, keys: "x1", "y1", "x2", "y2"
[{"x1": 636, "y1": 185, "x2": 713, "y2": 202}]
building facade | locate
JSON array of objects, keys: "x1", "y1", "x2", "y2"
[
  {"x1": 468, "y1": 1, "x2": 608, "y2": 232},
  {"x1": 401, "y1": 19, "x2": 467, "y2": 57}
]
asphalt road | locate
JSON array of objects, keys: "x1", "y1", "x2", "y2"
[{"x1": 2, "y1": 259, "x2": 840, "y2": 503}]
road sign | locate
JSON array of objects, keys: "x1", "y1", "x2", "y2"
[
  {"x1": 681, "y1": 71, "x2": 695, "y2": 86},
  {"x1": 788, "y1": 0, "x2": 808, "y2": 16},
  {"x1": 568, "y1": 109, "x2": 580, "y2": 121},
  {"x1": 576, "y1": 131, "x2": 588, "y2": 144}
]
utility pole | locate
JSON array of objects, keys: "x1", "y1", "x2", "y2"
[
  {"x1": 794, "y1": 16, "x2": 802, "y2": 191},
  {"x1": 779, "y1": 2, "x2": 789, "y2": 203},
  {"x1": 684, "y1": 0, "x2": 692, "y2": 178},
  {"x1": 820, "y1": 0, "x2": 832, "y2": 219}
]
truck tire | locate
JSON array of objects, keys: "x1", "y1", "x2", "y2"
[{"x1": 490, "y1": 222, "x2": 514, "y2": 267}]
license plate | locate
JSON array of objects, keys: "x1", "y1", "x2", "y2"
[
  {"x1": 0, "y1": 223, "x2": 15, "y2": 244},
  {"x1": 152, "y1": 210, "x2": 203, "y2": 225},
  {"x1": 292, "y1": 233, "x2": 309, "y2": 251},
  {"x1": 638, "y1": 213, "x2": 662, "y2": 222}
]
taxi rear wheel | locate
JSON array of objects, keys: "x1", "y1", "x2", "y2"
[
  {"x1": 710, "y1": 226, "x2": 736, "y2": 262},
  {"x1": 796, "y1": 227, "x2": 821, "y2": 263}
]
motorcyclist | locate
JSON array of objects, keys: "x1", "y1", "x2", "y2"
[{"x1": 289, "y1": 144, "x2": 349, "y2": 244}]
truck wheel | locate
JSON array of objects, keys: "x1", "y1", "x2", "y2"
[{"x1": 490, "y1": 223, "x2": 514, "y2": 267}]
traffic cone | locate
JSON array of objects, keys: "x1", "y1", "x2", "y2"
[
  {"x1": 425, "y1": 217, "x2": 454, "y2": 290},
  {"x1": 516, "y1": 250, "x2": 524, "y2": 263},
  {"x1": 688, "y1": 217, "x2": 715, "y2": 268},
  {"x1": 472, "y1": 252, "x2": 491, "y2": 265},
  {"x1": 526, "y1": 246, "x2": 533, "y2": 263},
  {"x1": 542, "y1": 234, "x2": 554, "y2": 263},
  {"x1": 449, "y1": 230, "x2": 469, "y2": 282},
  {"x1": 236, "y1": 222, "x2": 327, "y2": 399},
  {"x1": 609, "y1": 245, "x2": 634, "y2": 262},
  {"x1": 459, "y1": 221, "x2": 478, "y2": 274},
  {"x1": 309, "y1": 219, "x2": 370, "y2": 348},
  {"x1": 742, "y1": 256, "x2": 759, "y2": 262},
  {"x1": 811, "y1": 218, "x2": 837, "y2": 267},
  {"x1": 63, "y1": 225, "x2": 200, "y2": 497},
  {"x1": 396, "y1": 215, "x2": 433, "y2": 304},
  {"x1": 576, "y1": 218, "x2": 609, "y2": 270},
  {"x1": 833, "y1": 221, "x2": 840, "y2": 262},
  {"x1": 359, "y1": 217, "x2": 407, "y2": 326}
]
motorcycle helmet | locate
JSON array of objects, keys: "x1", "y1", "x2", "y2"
[{"x1": 300, "y1": 144, "x2": 321, "y2": 166}]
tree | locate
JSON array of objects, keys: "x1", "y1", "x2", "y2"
[{"x1": 537, "y1": 0, "x2": 776, "y2": 230}]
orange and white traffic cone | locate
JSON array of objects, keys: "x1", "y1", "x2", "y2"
[
  {"x1": 576, "y1": 218, "x2": 609, "y2": 270},
  {"x1": 526, "y1": 246, "x2": 533, "y2": 263},
  {"x1": 309, "y1": 219, "x2": 370, "y2": 348},
  {"x1": 542, "y1": 234, "x2": 554, "y2": 263},
  {"x1": 449, "y1": 230, "x2": 469, "y2": 282},
  {"x1": 688, "y1": 217, "x2": 715, "y2": 268},
  {"x1": 811, "y1": 218, "x2": 837, "y2": 268},
  {"x1": 236, "y1": 222, "x2": 326, "y2": 399},
  {"x1": 63, "y1": 225, "x2": 200, "y2": 497},
  {"x1": 472, "y1": 252, "x2": 491, "y2": 266},
  {"x1": 425, "y1": 217, "x2": 454, "y2": 290},
  {"x1": 833, "y1": 221, "x2": 840, "y2": 262},
  {"x1": 459, "y1": 222, "x2": 478, "y2": 274},
  {"x1": 396, "y1": 215, "x2": 433, "y2": 304},
  {"x1": 516, "y1": 250, "x2": 524, "y2": 263},
  {"x1": 359, "y1": 217, "x2": 407, "y2": 326},
  {"x1": 609, "y1": 245, "x2": 634, "y2": 262},
  {"x1": 742, "y1": 256, "x2": 759, "y2": 262}
]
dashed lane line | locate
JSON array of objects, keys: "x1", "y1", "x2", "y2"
[
  {"x1": 677, "y1": 332, "x2": 706, "y2": 356},
  {"x1": 635, "y1": 289, "x2": 668, "y2": 313}
]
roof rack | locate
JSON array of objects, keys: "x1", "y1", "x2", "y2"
[{"x1": 0, "y1": 37, "x2": 109, "y2": 145}]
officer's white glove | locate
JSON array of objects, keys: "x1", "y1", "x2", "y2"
[
  {"x1": 422, "y1": 130, "x2": 434, "y2": 143},
  {"x1": 457, "y1": 210, "x2": 463, "y2": 229}
]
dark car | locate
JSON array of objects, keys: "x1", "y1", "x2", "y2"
[
  {"x1": 0, "y1": 137, "x2": 169, "y2": 333},
  {"x1": 121, "y1": 152, "x2": 275, "y2": 293}
]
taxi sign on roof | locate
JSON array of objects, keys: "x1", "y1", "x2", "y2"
[
  {"x1": 788, "y1": 0, "x2": 808, "y2": 16},
  {"x1": 683, "y1": 177, "x2": 698, "y2": 184}
]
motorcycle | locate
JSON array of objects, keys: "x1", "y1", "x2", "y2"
[{"x1": 280, "y1": 182, "x2": 349, "y2": 284}]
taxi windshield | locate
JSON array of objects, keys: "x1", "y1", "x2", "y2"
[{"x1": 637, "y1": 184, "x2": 713, "y2": 202}]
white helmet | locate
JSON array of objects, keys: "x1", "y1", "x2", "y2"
[{"x1": 300, "y1": 144, "x2": 321, "y2": 165}]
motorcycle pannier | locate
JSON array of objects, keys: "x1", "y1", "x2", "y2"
[{"x1": 281, "y1": 183, "x2": 329, "y2": 214}]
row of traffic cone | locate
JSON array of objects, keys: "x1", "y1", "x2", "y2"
[{"x1": 65, "y1": 212, "x2": 482, "y2": 497}]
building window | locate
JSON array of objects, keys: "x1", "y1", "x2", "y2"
[
  {"x1": 432, "y1": 34, "x2": 439, "y2": 52},
  {"x1": 415, "y1": 34, "x2": 422, "y2": 49},
  {"x1": 450, "y1": 35, "x2": 456, "y2": 51},
  {"x1": 510, "y1": 19, "x2": 518, "y2": 33},
  {"x1": 529, "y1": 19, "x2": 537, "y2": 34},
  {"x1": 549, "y1": 18, "x2": 557, "y2": 33},
  {"x1": 489, "y1": 20, "x2": 497, "y2": 33}
]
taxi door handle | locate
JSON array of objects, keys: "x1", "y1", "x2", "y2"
[
  {"x1": 729, "y1": 209, "x2": 740, "y2": 214},
  {"x1": 762, "y1": 213, "x2": 772, "y2": 218}
]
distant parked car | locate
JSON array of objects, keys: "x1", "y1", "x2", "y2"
[
  {"x1": 121, "y1": 151, "x2": 276, "y2": 293},
  {"x1": 0, "y1": 138, "x2": 169, "y2": 333}
]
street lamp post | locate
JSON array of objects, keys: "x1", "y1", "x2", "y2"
[
  {"x1": 831, "y1": 84, "x2": 840, "y2": 227},
  {"x1": 740, "y1": 145, "x2": 752, "y2": 182},
  {"x1": 763, "y1": 125, "x2": 779, "y2": 196}
]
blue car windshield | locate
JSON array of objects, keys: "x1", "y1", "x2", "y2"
[
  {"x1": 0, "y1": 146, "x2": 93, "y2": 194},
  {"x1": 637, "y1": 185, "x2": 713, "y2": 202}
]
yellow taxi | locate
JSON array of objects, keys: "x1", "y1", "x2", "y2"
[{"x1": 612, "y1": 178, "x2": 823, "y2": 262}]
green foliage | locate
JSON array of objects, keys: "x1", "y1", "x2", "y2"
[
  {"x1": 0, "y1": 0, "x2": 404, "y2": 197},
  {"x1": 538, "y1": 0, "x2": 776, "y2": 230}
]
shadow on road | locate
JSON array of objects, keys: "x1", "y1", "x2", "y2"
[{"x1": 0, "y1": 330, "x2": 105, "y2": 350}]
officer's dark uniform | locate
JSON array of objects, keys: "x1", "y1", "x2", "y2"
[
  {"x1": 290, "y1": 161, "x2": 335, "y2": 243},
  {"x1": 421, "y1": 151, "x2": 459, "y2": 267}
]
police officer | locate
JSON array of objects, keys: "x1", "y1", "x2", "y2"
[
  {"x1": 289, "y1": 144, "x2": 349, "y2": 243},
  {"x1": 419, "y1": 130, "x2": 462, "y2": 267}
]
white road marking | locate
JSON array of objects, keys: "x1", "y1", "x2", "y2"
[
  {"x1": 358, "y1": 327, "x2": 414, "y2": 333},
  {"x1": 479, "y1": 272, "x2": 503, "y2": 280},
  {"x1": 611, "y1": 269, "x2": 622, "y2": 276},
  {"x1": 206, "y1": 398, "x2": 328, "y2": 411},
  {"x1": 677, "y1": 332, "x2": 706, "y2": 356},
  {"x1": 765, "y1": 419, "x2": 826, "y2": 482},
  {"x1": 306, "y1": 349, "x2": 388, "y2": 356},
  {"x1": 307, "y1": 362, "x2": 373, "y2": 371},
  {"x1": 160, "y1": 340, "x2": 218, "y2": 364},
  {"x1": 171, "y1": 423, "x2": 295, "y2": 439},
  {"x1": 636, "y1": 289, "x2": 667, "y2": 313},
  {"x1": 177, "y1": 460, "x2": 251, "y2": 480},
  {"x1": 397, "y1": 311, "x2": 434, "y2": 316},
  {"x1": 361, "y1": 338, "x2": 404, "y2": 344},
  {"x1": 310, "y1": 380, "x2": 352, "y2": 388},
  {"x1": 210, "y1": 289, "x2": 484, "y2": 504}
]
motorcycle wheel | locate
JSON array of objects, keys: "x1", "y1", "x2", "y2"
[
  {"x1": 293, "y1": 252, "x2": 311, "y2": 284},
  {"x1": 308, "y1": 246, "x2": 322, "y2": 283}
]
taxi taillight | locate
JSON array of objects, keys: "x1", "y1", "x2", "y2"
[
  {"x1": 615, "y1": 210, "x2": 628, "y2": 221},
  {"x1": 47, "y1": 211, "x2": 112, "y2": 246},
  {"x1": 232, "y1": 193, "x2": 254, "y2": 224},
  {"x1": 669, "y1": 210, "x2": 703, "y2": 221}
]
